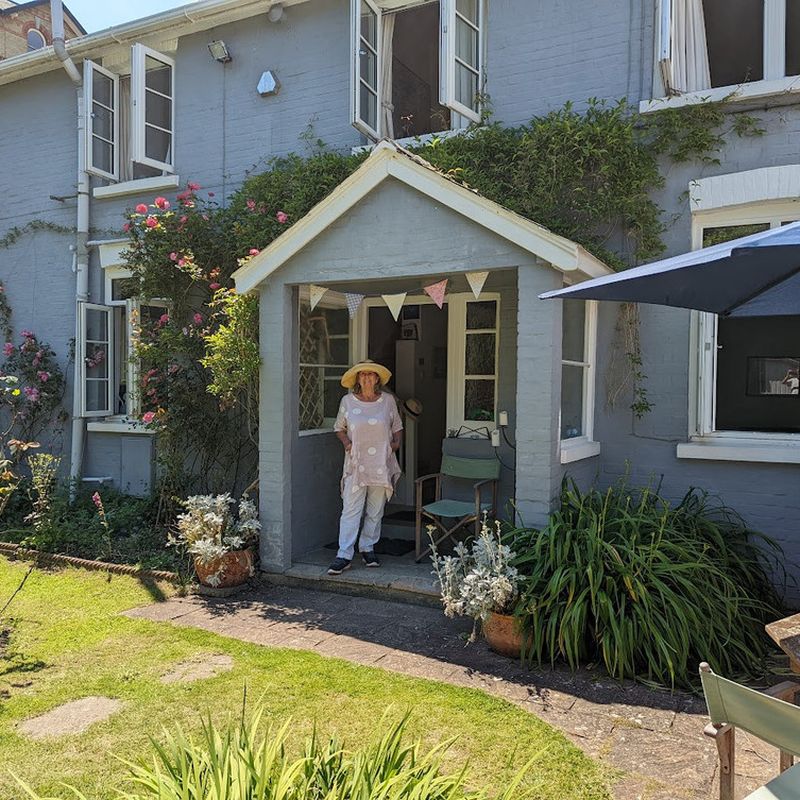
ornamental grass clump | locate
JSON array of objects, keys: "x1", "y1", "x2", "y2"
[
  {"x1": 171, "y1": 493, "x2": 260, "y2": 565},
  {"x1": 432, "y1": 516, "x2": 522, "y2": 639},
  {"x1": 506, "y1": 479, "x2": 786, "y2": 688}
]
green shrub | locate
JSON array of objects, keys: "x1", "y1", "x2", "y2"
[
  {"x1": 506, "y1": 479, "x2": 786, "y2": 688},
  {"x1": 17, "y1": 711, "x2": 535, "y2": 799}
]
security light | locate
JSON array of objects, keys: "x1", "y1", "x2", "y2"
[{"x1": 208, "y1": 40, "x2": 232, "y2": 63}]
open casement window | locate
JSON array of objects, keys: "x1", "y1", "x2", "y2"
[
  {"x1": 298, "y1": 294, "x2": 352, "y2": 432},
  {"x1": 131, "y1": 43, "x2": 175, "y2": 172},
  {"x1": 79, "y1": 303, "x2": 114, "y2": 418},
  {"x1": 440, "y1": 0, "x2": 483, "y2": 122},
  {"x1": 351, "y1": 0, "x2": 382, "y2": 139},
  {"x1": 560, "y1": 299, "x2": 597, "y2": 443},
  {"x1": 126, "y1": 299, "x2": 170, "y2": 418},
  {"x1": 84, "y1": 60, "x2": 119, "y2": 180}
]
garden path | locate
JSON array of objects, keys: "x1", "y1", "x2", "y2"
[{"x1": 125, "y1": 585, "x2": 777, "y2": 800}]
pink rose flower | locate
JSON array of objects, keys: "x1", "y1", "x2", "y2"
[
  {"x1": 187, "y1": 181, "x2": 200, "y2": 191},
  {"x1": 154, "y1": 196, "x2": 169, "y2": 210},
  {"x1": 37, "y1": 371, "x2": 49, "y2": 382},
  {"x1": 180, "y1": 215, "x2": 188, "y2": 224},
  {"x1": 23, "y1": 386, "x2": 40, "y2": 402},
  {"x1": 135, "y1": 203, "x2": 148, "y2": 214},
  {"x1": 246, "y1": 199, "x2": 256, "y2": 211},
  {"x1": 169, "y1": 252, "x2": 178, "y2": 261},
  {"x1": 142, "y1": 411, "x2": 156, "y2": 424},
  {"x1": 20, "y1": 330, "x2": 34, "y2": 339},
  {"x1": 145, "y1": 216, "x2": 158, "y2": 229},
  {"x1": 3, "y1": 343, "x2": 13, "y2": 357},
  {"x1": 91, "y1": 491, "x2": 102, "y2": 509},
  {"x1": 207, "y1": 191, "x2": 215, "y2": 197},
  {"x1": 276, "y1": 211, "x2": 288, "y2": 224},
  {"x1": 249, "y1": 248, "x2": 259, "y2": 256},
  {"x1": 209, "y1": 282, "x2": 221, "y2": 290},
  {"x1": 159, "y1": 313, "x2": 169, "y2": 325},
  {"x1": 178, "y1": 258, "x2": 186, "y2": 267},
  {"x1": 122, "y1": 222, "x2": 131, "y2": 233},
  {"x1": 193, "y1": 313, "x2": 203, "y2": 325}
]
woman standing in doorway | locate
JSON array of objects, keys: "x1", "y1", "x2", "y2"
[{"x1": 328, "y1": 360, "x2": 403, "y2": 575}]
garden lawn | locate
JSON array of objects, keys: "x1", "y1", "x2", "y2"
[{"x1": 0, "y1": 557, "x2": 613, "y2": 799}]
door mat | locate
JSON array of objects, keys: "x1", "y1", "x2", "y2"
[{"x1": 323, "y1": 538, "x2": 415, "y2": 557}]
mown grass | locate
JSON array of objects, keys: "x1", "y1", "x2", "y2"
[{"x1": 0, "y1": 557, "x2": 613, "y2": 799}]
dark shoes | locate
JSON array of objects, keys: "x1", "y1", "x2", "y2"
[
  {"x1": 327, "y1": 557, "x2": 351, "y2": 575},
  {"x1": 361, "y1": 551, "x2": 381, "y2": 568}
]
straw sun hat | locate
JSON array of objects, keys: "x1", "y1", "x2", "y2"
[{"x1": 340, "y1": 360, "x2": 392, "y2": 389}]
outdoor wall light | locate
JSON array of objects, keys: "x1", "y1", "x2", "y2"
[
  {"x1": 257, "y1": 70, "x2": 281, "y2": 96},
  {"x1": 208, "y1": 40, "x2": 232, "y2": 63}
]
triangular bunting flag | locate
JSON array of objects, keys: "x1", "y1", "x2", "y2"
[
  {"x1": 423, "y1": 278, "x2": 448, "y2": 309},
  {"x1": 309, "y1": 284, "x2": 328, "y2": 311},
  {"x1": 345, "y1": 292, "x2": 365, "y2": 319},
  {"x1": 382, "y1": 292, "x2": 407, "y2": 321},
  {"x1": 466, "y1": 271, "x2": 489, "y2": 299}
]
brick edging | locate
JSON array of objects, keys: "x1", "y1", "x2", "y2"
[{"x1": 0, "y1": 542, "x2": 181, "y2": 584}]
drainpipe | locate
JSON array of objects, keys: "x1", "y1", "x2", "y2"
[{"x1": 50, "y1": 0, "x2": 89, "y2": 497}]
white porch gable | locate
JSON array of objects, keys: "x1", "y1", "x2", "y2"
[{"x1": 232, "y1": 140, "x2": 612, "y2": 294}]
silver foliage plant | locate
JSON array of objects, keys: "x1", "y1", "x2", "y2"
[
  {"x1": 171, "y1": 493, "x2": 260, "y2": 565},
  {"x1": 431, "y1": 516, "x2": 521, "y2": 638}
]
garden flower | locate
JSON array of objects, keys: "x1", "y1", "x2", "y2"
[
  {"x1": 91, "y1": 491, "x2": 102, "y2": 509},
  {"x1": 159, "y1": 313, "x2": 170, "y2": 325},
  {"x1": 135, "y1": 203, "x2": 148, "y2": 214},
  {"x1": 246, "y1": 199, "x2": 256, "y2": 211},
  {"x1": 154, "y1": 196, "x2": 169, "y2": 209},
  {"x1": 122, "y1": 222, "x2": 130, "y2": 233},
  {"x1": 276, "y1": 210, "x2": 288, "y2": 224},
  {"x1": 249, "y1": 248, "x2": 260, "y2": 256},
  {"x1": 20, "y1": 330, "x2": 34, "y2": 339},
  {"x1": 3, "y1": 343, "x2": 13, "y2": 357},
  {"x1": 169, "y1": 252, "x2": 178, "y2": 261},
  {"x1": 208, "y1": 191, "x2": 215, "y2": 197},
  {"x1": 193, "y1": 313, "x2": 203, "y2": 325},
  {"x1": 23, "y1": 386, "x2": 40, "y2": 402},
  {"x1": 142, "y1": 411, "x2": 156, "y2": 424},
  {"x1": 37, "y1": 371, "x2": 49, "y2": 382},
  {"x1": 209, "y1": 282, "x2": 221, "y2": 290},
  {"x1": 145, "y1": 216, "x2": 158, "y2": 228},
  {"x1": 187, "y1": 181, "x2": 200, "y2": 191},
  {"x1": 180, "y1": 215, "x2": 188, "y2": 224}
]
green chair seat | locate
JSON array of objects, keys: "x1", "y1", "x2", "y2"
[
  {"x1": 423, "y1": 499, "x2": 493, "y2": 518},
  {"x1": 746, "y1": 764, "x2": 800, "y2": 799}
]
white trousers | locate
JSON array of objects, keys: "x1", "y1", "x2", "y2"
[{"x1": 337, "y1": 477, "x2": 387, "y2": 560}]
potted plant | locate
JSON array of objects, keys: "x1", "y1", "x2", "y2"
[
  {"x1": 430, "y1": 517, "x2": 524, "y2": 658},
  {"x1": 172, "y1": 493, "x2": 260, "y2": 592}
]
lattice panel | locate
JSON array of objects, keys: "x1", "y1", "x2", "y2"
[{"x1": 298, "y1": 305, "x2": 329, "y2": 430}]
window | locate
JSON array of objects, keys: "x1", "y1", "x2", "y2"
[
  {"x1": 27, "y1": 28, "x2": 46, "y2": 51},
  {"x1": 84, "y1": 44, "x2": 175, "y2": 182},
  {"x1": 350, "y1": 0, "x2": 484, "y2": 140},
  {"x1": 298, "y1": 296, "x2": 352, "y2": 431},
  {"x1": 560, "y1": 299, "x2": 597, "y2": 445},
  {"x1": 79, "y1": 303, "x2": 114, "y2": 417},
  {"x1": 658, "y1": 0, "x2": 799, "y2": 95},
  {"x1": 694, "y1": 215, "x2": 800, "y2": 436}
]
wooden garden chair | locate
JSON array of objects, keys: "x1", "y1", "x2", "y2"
[
  {"x1": 414, "y1": 454, "x2": 500, "y2": 562},
  {"x1": 700, "y1": 662, "x2": 800, "y2": 799}
]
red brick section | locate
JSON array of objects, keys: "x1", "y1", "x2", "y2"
[{"x1": 0, "y1": 1, "x2": 83, "y2": 60}]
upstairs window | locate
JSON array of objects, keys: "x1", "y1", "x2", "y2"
[
  {"x1": 658, "y1": 0, "x2": 799, "y2": 94},
  {"x1": 351, "y1": 0, "x2": 485, "y2": 140},
  {"x1": 84, "y1": 44, "x2": 175, "y2": 182},
  {"x1": 27, "y1": 28, "x2": 47, "y2": 51}
]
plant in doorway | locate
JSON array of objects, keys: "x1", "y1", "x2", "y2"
[
  {"x1": 171, "y1": 493, "x2": 260, "y2": 592},
  {"x1": 430, "y1": 516, "x2": 524, "y2": 657}
]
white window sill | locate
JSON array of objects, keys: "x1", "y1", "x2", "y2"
[
  {"x1": 560, "y1": 438, "x2": 601, "y2": 464},
  {"x1": 639, "y1": 75, "x2": 800, "y2": 114},
  {"x1": 93, "y1": 174, "x2": 180, "y2": 200},
  {"x1": 87, "y1": 418, "x2": 157, "y2": 435},
  {"x1": 299, "y1": 428, "x2": 335, "y2": 437},
  {"x1": 677, "y1": 435, "x2": 800, "y2": 464},
  {"x1": 352, "y1": 127, "x2": 467, "y2": 155}
]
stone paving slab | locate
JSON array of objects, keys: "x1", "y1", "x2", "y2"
[{"x1": 124, "y1": 584, "x2": 779, "y2": 799}]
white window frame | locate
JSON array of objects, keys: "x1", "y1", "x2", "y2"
[
  {"x1": 26, "y1": 28, "x2": 46, "y2": 51},
  {"x1": 681, "y1": 198, "x2": 800, "y2": 463},
  {"x1": 84, "y1": 60, "x2": 119, "y2": 181},
  {"x1": 648, "y1": 0, "x2": 799, "y2": 111},
  {"x1": 298, "y1": 291, "x2": 354, "y2": 435},
  {"x1": 349, "y1": 0, "x2": 485, "y2": 140},
  {"x1": 131, "y1": 43, "x2": 175, "y2": 173},
  {"x1": 79, "y1": 302, "x2": 115, "y2": 418},
  {"x1": 439, "y1": 0, "x2": 484, "y2": 123},
  {"x1": 559, "y1": 299, "x2": 600, "y2": 464},
  {"x1": 126, "y1": 297, "x2": 170, "y2": 419}
]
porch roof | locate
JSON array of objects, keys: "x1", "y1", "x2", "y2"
[{"x1": 232, "y1": 140, "x2": 613, "y2": 294}]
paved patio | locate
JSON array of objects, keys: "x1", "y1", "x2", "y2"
[{"x1": 125, "y1": 583, "x2": 780, "y2": 800}]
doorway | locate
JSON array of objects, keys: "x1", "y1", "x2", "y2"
[{"x1": 367, "y1": 302, "x2": 448, "y2": 502}]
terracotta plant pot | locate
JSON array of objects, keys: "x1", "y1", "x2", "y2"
[
  {"x1": 194, "y1": 548, "x2": 255, "y2": 589},
  {"x1": 482, "y1": 611, "x2": 526, "y2": 659}
]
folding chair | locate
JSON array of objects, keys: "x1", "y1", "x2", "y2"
[
  {"x1": 414, "y1": 454, "x2": 500, "y2": 562},
  {"x1": 700, "y1": 662, "x2": 800, "y2": 799}
]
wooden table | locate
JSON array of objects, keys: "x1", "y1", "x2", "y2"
[{"x1": 766, "y1": 613, "x2": 800, "y2": 674}]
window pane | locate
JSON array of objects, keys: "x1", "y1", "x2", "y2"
[
  {"x1": 702, "y1": 223, "x2": 770, "y2": 247},
  {"x1": 456, "y1": 16, "x2": 479, "y2": 68},
  {"x1": 322, "y1": 306, "x2": 349, "y2": 336},
  {"x1": 86, "y1": 308, "x2": 108, "y2": 341},
  {"x1": 27, "y1": 29, "x2": 45, "y2": 51},
  {"x1": 561, "y1": 364, "x2": 584, "y2": 439},
  {"x1": 464, "y1": 379, "x2": 494, "y2": 421},
  {"x1": 466, "y1": 300, "x2": 496, "y2": 329},
  {"x1": 111, "y1": 278, "x2": 137, "y2": 303},
  {"x1": 85, "y1": 380, "x2": 109, "y2": 413},
  {"x1": 746, "y1": 357, "x2": 800, "y2": 395},
  {"x1": 92, "y1": 138, "x2": 113, "y2": 175},
  {"x1": 702, "y1": 0, "x2": 763, "y2": 87},
  {"x1": 456, "y1": 0, "x2": 478, "y2": 23},
  {"x1": 359, "y1": 85, "x2": 378, "y2": 130},
  {"x1": 455, "y1": 61, "x2": 478, "y2": 111},
  {"x1": 145, "y1": 57, "x2": 172, "y2": 96},
  {"x1": 360, "y1": 44, "x2": 378, "y2": 91},
  {"x1": 562, "y1": 299, "x2": 586, "y2": 362},
  {"x1": 145, "y1": 126, "x2": 172, "y2": 163},
  {"x1": 145, "y1": 91, "x2": 172, "y2": 130},
  {"x1": 92, "y1": 101, "x2": 114, "y2": 141},
  {"x1": 324, "y1": 380, "x2": 347, "y2": 419},
  {"x1": 788, "y1": 0, "x2": 800, "y2": 77},
  {"x1": 92, "y1": 70, "x2": 113, "y2": 107},
  {"x1": 466, "y1": 333, "x2": 495, "y2": 375},
  {"x1": 329, "y1": 338, "x2": 349, "y2": 365},
  {"x1": 360, "y1": 1, "x2": 378, "y2": 49},
  {"x1": 85, "y1": 344, "x2": 109, "y2": 379}
]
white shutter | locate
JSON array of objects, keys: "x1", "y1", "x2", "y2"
[
  {"x1": 657, "y1": 0, "x2": 674, "y2": 94},
  {"x1": 350, "y1": 0, "x2": 382, "y2": 139},
  {"x1": 79, "y1": 303, "x2": 115, "y2": 418},
  {"x1": 440, "y1": 0, "x2": 483, "y2": 123},
  {"x1": 84, "y1": 60, "x2": 119, "y2": 180},
  {"x1": 131, "y1": 43, "x2": 175, "y2": 172}
]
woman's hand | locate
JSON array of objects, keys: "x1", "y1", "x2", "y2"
[
  {"x1": 390, "y1": 432, "x2": 402, "y2": 452},
  {"x1": 335, "y1": 431, "x2": 352, "y2": 453},
  {"x1": 344, "y1": 439, "x2": 352, "y2": 453}
]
